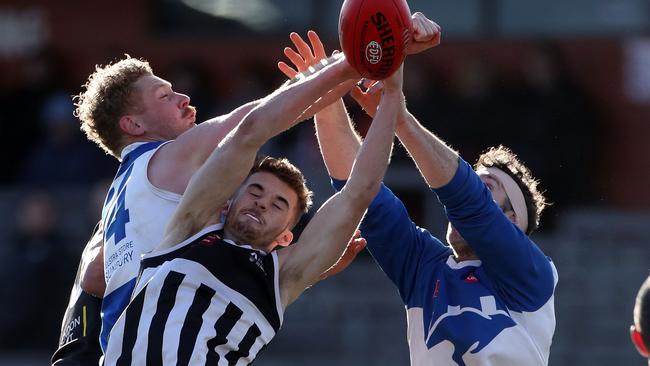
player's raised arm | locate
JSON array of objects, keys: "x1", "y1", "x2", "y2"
[
  {"x1": 346, "y1": 12, "x2": 451, "y2": 188},
  {"x1": 278, "y1": 65, "x2": 405, "y2": 307},
  {"x1": 352, "y1": 80, "x2": 459, "y2": 189},
  {"x1": 278, "y1": 31, "x2": 361, "y2": 181},
  {"x1": 158, "y1": 56, "x2": 360, "y2": 248}
]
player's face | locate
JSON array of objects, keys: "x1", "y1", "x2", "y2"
[
  {"x1": 224, "y1": 172, "x2": 298, "y2": 252},
  {"x1": 446, "y1": 172, "x2": 512, "y2": 258},
  {"x1": 132, "y1": 75, "x2": 197, "y2": 139}
]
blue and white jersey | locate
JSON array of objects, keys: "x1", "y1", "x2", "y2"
[
  {"x1": 101, "y1": 141, "x2": 181, "y2": 351},
  {"x1": 333, "y1": 159, "x2": 557, "y2": 366}
]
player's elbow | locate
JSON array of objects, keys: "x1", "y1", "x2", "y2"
[
  {"x1": 80, "y1": 262, "x2": 106, "y2": 298},
  {"x1": 508, "y1": 260, "x2": 557, "y2": 311}
]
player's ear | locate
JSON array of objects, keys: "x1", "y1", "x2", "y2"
[
  {"x1": 221, "y1": 200, "x2": 232, "y2": 217},
  {"x1": 273, "y1": 229, "x2": 294, "y2": 248},
  {"x1": 119, "y1": 115, "x2": 145, "y2": 136}
]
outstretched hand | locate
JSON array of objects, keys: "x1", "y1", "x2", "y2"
[
  {"x1": 406, "y1": 12, "x2": 442, "y2": 55},
  {"x1": 278, "y1": 31, "x2": 330, "y2": 80},
  {"x1": 277, "y1": 30, "x2": 360, "y2": 122},
  {"x1": 319, "y1": 230, "x2": 367, "y2": 280}
]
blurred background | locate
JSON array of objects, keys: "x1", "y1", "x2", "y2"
[{"x1": 0, "y1": 0, "x2": 649, "y2": 365}]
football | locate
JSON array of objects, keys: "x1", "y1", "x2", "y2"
[{"x1": 338, "y1": 0, "x2": 412, "y2": 79}]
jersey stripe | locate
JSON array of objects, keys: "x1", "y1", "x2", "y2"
[
  {"x1": 115, "y1": 285, "x2": 148, "y2": 366},
  {"x1": 206, "y1": 302, "x2": 243, "y2": 365},
  {"x1": 146, "y1": 271, "x2": 185, "y2": 365},
  {"x1": 177, "y1": 284, "x2": 216, "y2": 366},
  {"x1": 225, "y1": 323, "x2": 262, "y2": 364}
]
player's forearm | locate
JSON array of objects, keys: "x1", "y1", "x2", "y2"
[
  {"x1": 185, "y1": 99, "x2": 263, "y2": 166},
  {"x1": 296, "y1": 79, "x2": 357, "y2": 123},
  {"x1": 344, "y1": 89, "x2": 401, "y2": 206},
  {"x1": 396, "y1": 112, "x2": 459, "y2": 188},
  {"x1": 245, "y1": 58, "x2": 356, "y2": 146},
  {"x1": 314, "y1": 99, "x2": 360, "y2": 180}
]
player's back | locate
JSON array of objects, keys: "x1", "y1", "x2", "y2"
[{"x1": 100, "y1": 141, "x2": 181, "y2": 350}]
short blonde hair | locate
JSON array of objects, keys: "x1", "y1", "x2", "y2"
[{"x1": 74, "y1": 55, "x2": 153, "y2": 158}]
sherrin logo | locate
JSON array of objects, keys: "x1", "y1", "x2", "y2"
[{"x1": 365, "y1": 41, "x2": 382, "y2": 64}]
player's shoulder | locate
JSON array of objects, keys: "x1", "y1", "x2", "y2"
[
  {"x1": 146, "y1": 139, "x2": 197, "y2": 193},
  {"x1": 121, "y1": 141, "x2": 167, "y2": 166}
]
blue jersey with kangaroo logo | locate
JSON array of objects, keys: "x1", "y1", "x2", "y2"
[{"x1": 333, "y1": 159, "x2": 557, "y2": 366}]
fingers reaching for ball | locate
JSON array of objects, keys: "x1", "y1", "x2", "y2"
[{"x1": 278, "y1": 31, "x2": 331, "y2": 80}]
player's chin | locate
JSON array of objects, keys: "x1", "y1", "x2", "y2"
[
  {"x1": 233, "y1": 220, "x2": 261, "y2": 241},
  {"x1": 187, "y1": 116, "x2": 197, "y2": 127}
]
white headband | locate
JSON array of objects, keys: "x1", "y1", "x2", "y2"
[{"x1": 476, "y1": 167, "x2": 528, "y2": 232}]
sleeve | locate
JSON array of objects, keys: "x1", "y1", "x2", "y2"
[
  {"x1": 433, "y1": 159, "x2": 556, "y2": 312},
  {"x1": 332, "y1": 179, "x2": 451, "y2": 305}
]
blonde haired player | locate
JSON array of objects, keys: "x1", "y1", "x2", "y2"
[{"x1": 104, "y1": 53, "x2": 405, "y2": 364}]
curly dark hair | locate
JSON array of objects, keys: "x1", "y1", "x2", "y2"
[
  {"x1": 475, "y1": 145, "x2": 548, "y2": 234},
  {"x1": 250, "y1": 156, "x2": 313, "y2": 228},
  {"x1": 74, "y1": 55, "x2": 153, "y2": 158}
]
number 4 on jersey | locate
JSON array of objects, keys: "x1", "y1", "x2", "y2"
[{"x1": 105, "y1": 164, "x2": 134, "y2": 245}]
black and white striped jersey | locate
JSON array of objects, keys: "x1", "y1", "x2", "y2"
[{"x1": 103, "y1": 223, "x2": 284, "y2": 366}]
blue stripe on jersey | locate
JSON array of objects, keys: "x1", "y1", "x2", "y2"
[
  {"x1": 101, "y1": 278, "x2": 137, "y2": 351},
  {"x1": 103, "y1": 141, "x2": 164, "y2": 213},
  {"x1": 116, "y1": 141, "x2": 164, "y2": 177}
]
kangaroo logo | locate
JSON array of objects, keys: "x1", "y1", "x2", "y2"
[{"x1": 426, "y1": 296, "x2": 516, "y2": 365}]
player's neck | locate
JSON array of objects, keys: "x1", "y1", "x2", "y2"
[
  {"x1": 452, "y1": 244, "x2": 479, "y2": 262},
  {"x1": 222, "y1": 228, "x2": 256, "y2": 250}
]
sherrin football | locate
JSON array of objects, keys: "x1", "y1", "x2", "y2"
[{"x1": 338, "y1": 0, "x2": 412, "y2": 79}]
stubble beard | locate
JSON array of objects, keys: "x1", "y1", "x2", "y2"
[{"x1": 225, "y1": 213, "x2": 258, "y2": 246}]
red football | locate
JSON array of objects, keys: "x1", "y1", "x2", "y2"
[{"x1": 338, "y1": 0, "x2": 412, "y2": 79}]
